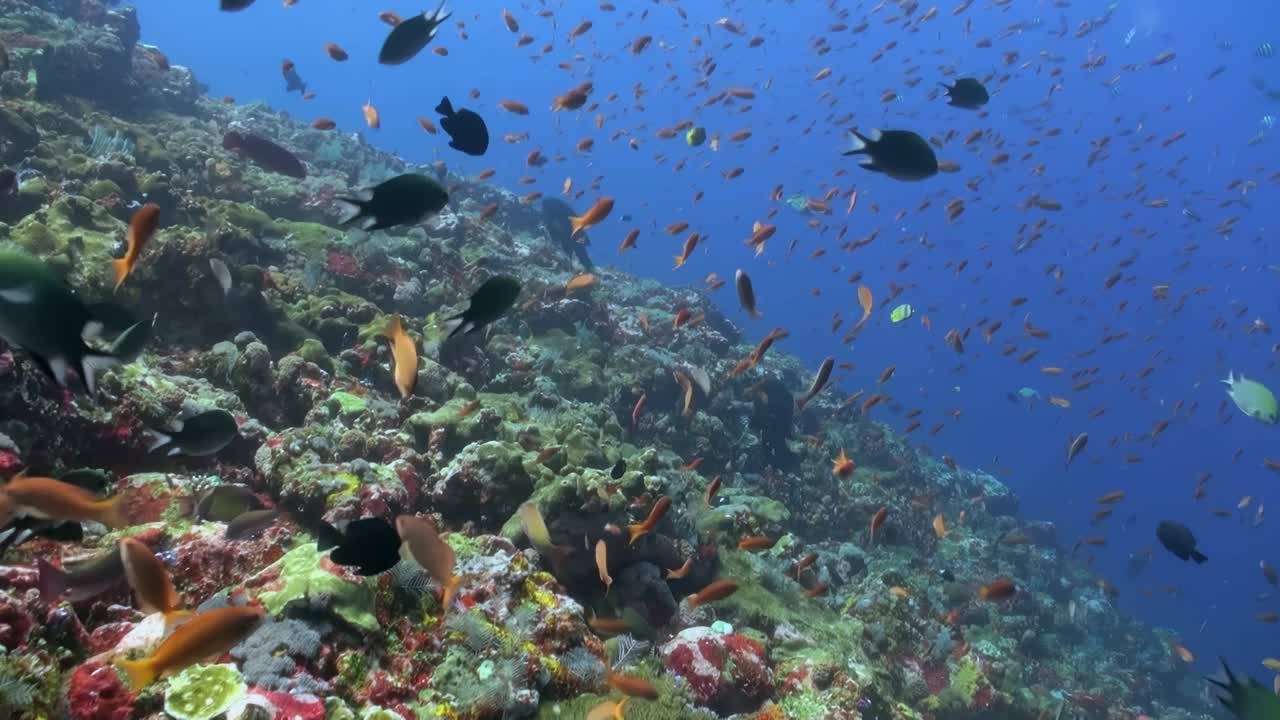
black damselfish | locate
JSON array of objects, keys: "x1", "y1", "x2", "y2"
[
  {"x1": 446, "y1": 276, "x2": 521, "y2": 338},
  {"x1": 379, "y1": 1, "x2": 451, "y2": 65},
  {"x1": 337, "y1": 174, "x2": 448, "y2": 232},
  {"x1": 436, "y1": 97, "x2": 489, "y2": 156}
]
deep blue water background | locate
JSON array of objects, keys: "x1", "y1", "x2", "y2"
[{"x1": 127, "y1": 0, "x2": 1279, "y2": 685}]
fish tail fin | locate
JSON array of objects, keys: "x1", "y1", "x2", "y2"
[
  {"x1": 435, "y1": 96, "x2": 454, "y2": 117},
  {"x1": 98, "y1": 495, "x2": 129, "y2": 529},
  {"x1": 117, "y1": 657, "x2": 156, "y2": 691},
  {"x1": 627, "y1": 523, "x2": 647, "y2": 546},
  {"x1": 843, "y1": 129, "x2": 869, "y2": 156},
  {"x1": 36, "y1": 558, "x2": 67, "y2": 605},
  {"x1": 1222, "y1": 370, "x2": 1236, "y2": 386},
  {"x1": 79, "y1": 351, "x2": 121, "y2": 395},
  {"x1": 144, "y1": 428, "x2": 173, "y2": 454},
  {"x1": 428, "y1": 0, "x2": 451, "y2": 28},
  {"x1": 443, "y1": 314, "x2": 472, "y2": 339},
  {"x1": 111, "y1": 258, "x2": 130, "y2": 291},
  {"x1": 440, "y1": 576, "x2": 461, "y2": 613},
  {"x1": 672, "y1": 255, "x2": 686, "y2": 269},
  {"x1": 569, "y1": 214, "x2": 588, "y2": 238},
  {"x1": 1192, "y1": 550, "x2": 1208, "y2": 564},
  {"x1": 335, "y1": 195, "x2": 371, "y2": 228}
]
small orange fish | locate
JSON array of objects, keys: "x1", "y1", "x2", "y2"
[
  {"x1": 565, "y1": 273, "x2": 598, "y2": 292},
  {"x1": 457, "y1": 399, "x2": 481, "y2": 418},
  {"x1": 932, "y1": 513, "x2": 947, "y2": 539},
  {"x1": 628, "y1": 496, "x2": 671, "y2": 545},
  {"x1": 499, "y1": 99, "x2": 529, "y2": 115},
  {"x1": 570, "y1": 197, "x2": 614, "y2": 238},
  {"x1": 362, "y1": 99, "x2": 380, "y2": 129},
  {"x1": 383, "y1": 315, "x2": 418, "y2": 398},
  {"x1": 323, "y1": 42, "x2": 348, "y2": 61},
  {"x1": 0, "y1": 474, "x2": 126, "y2": 528},
  {"x1": 121, "y1": 538, "x2": 187, "y2": 627},
  {"x1": 396, "y1": 514, "x2": 461, "y2": 612},
  {"x1": 595, "y1": 539, "x2": 612, "y2": 593},
  {"x1": 869, "y1": 507, "x2": 888, "y2": 544},
  {"x1": 417, "y1": 117, "x2": 437, "y2": 134},
  {"x1": 587, "y1": 698, "x2": 628, "y2": 720},
  {"x1": 688, "y1": 579, "x2": 738, "y2": 608},
  {"x1": 117, "y1": 605, "x2": 265, "y2": 688},
  {"x1": 832, "y1": 448, "x2": 855, "y2": 477},
  {"x1": 607, "y1": 670, "x2": 658, "y2": 700},
  {"x1": 618, "y1": 229, "x2": 639, "y2": 254},
  {"x1": 978, "y1": 577, "x2": 1018, "y2": 601},
  {"x1": 311, "y1": 118, "x2": 337, "y2": 130},
  {"x1": 114, "y1": 203, "x2": 161, "y2": 290},
  {"x1": 705, "y1": 475, "x2": 722, "y2": 506},
  {"x1": 666, "y1": 558, "x2": 693, "y2": 579},
  {"x1": 738, "y1": 535, "x2": 776, "y2": 552}
]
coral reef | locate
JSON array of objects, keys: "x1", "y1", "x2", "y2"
[{"x1": 0, "y1": 2, "x2": 1222, "y2": 720}]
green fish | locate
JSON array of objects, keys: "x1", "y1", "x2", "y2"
[
  {"x1": 1223, "y1": 371, "x2": 1277, "y2": 423},
  {"x1": 786, "y1": 193, "x2": 809, "y2": 212},
  {"x1": 0, "y1": 251, "x2": 131, "y2": 393},
  {"x1": 890, "y1": 303, "x2": 913, "y2": 323},
  {"x1": 685, "y1": 126, "x2": 706, "y2": 147},
  {"x1": 1016, "y1": 387, "x2": 1040, "y2": 400},
  {"x1": 1208, "y1": 659, "x2": 1280, "y2": 720}
]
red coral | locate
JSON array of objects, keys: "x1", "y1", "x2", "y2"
[
  {"x1": 0, "y1": 594, "x2": 35, "y2": 649},
  {"x1": 326, "y1": 252, "x2": 363, "y2": 278},
  {"x1": 253, "y1": 690, "x2": 324, "y2": 720},
  {"x1": 923, "y1": 663, "x2": 950, "y2": 695},
  {"x1": 67, "y1": 662, "x2": 134, "y2": 720},
  {"x1": 0, "y1": 450, "x2": 22, "y2": 476}
]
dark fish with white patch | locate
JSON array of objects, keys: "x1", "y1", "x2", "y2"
[
  {"x1": 378, "y1": 1, "x2": 451, "y2": 65},
  {"x1": 223, "y1": 132, "x2": 306, "y2": 179},
  {"x1": 0, "y1": 250, "x2": 131, "y2": 393},
  {"x1": 436, "y1": 96, "x2": 489, "y2": 156},
  {"x1": 796, "y1": 356, "x2": 834, "y2": 410},
  {"x1": 735, "y1": 269, "x2": 761, "y2": 318},
  {"x1": 1156, "y1": 521, "x2": 1208, "y2": 564},
  {"x1": 220, "y1": 0, "x2": 255, "y2": 9},
  {"x1": 338, "y1": 173, "x2": 448, "y2": 232},
  {"x1": 146, "y1": 408, "x2": 238, "y2": 457},
  {"x1": 940, "y1": 78, "x2": 989, "y2": 109},
  {"x1": 194, "y1": 484, "x2": 263, "y2": 522},
  {"x1": 225, "y1": 509, "x2": 282, "y2": 540},
  {"x1": 324, "y1": 517, "x2": 402, "y2": 575},
  {"x1": 444, "y1": 276, "x2": 521, "y2": 338},
  {"x1": 37, "y1": 543, "x2": 124, "y2": 604},
  {"x1": 843, "y1": 128, "x2": 938, "y2": 181}
]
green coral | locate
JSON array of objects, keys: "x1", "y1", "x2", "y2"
[
  {"x1": 256, "y1": 542, "x2": 378, "y2": 631},
  {"x1": 162, "y1": 664, "x2": 246, "y2": 720},
  {"x1": 328, "y1": 391, "x2": 369, "y2": 419}
]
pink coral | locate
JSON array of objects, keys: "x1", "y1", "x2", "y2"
[
  {"x1": 67, "y1": 662, "x2": 133, "y2": 720},
  {"x1": 252, "y1": 690, "x2": 324, "y2": 720},
  {"x1": 661, "y1": 627, "x2": 773, "y2": 714},
  {"x1": 0, "y1": 593, "x2": 35, "y2": 649},
  {"x1": 326, "y1": 252, "x2": 363, "y2": 278}
]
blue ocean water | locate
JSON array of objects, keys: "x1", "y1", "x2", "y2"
[{"x1": 129, "y1": 0, "x2": 1280, "y2": 680}]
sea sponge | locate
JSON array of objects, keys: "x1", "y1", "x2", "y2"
[{"x1": 162, "y1": 664, "x2": 247, "y2": 720}]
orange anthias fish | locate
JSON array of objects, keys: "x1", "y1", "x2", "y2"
[
  {"x1": 383, "y1": 315, "x2": 418, "y2": 398},
  {"x1": 687, "y1": 578, "x2": 738, "y2": 608},
  {"x1": 705, "y1": 475, "x2": 722, "y2": 506},
  {"x1": 587, "y1": 698, "x2": 628, "y2": 720},
  {"x1": 120, "y1": 538, "x2": 187, "y2": 627},
  {"x1": 607, "y1": 670, "x2": 659, "y2": 700},
  {"x1": 978, "y1": 577, "x2": 1018, "y2": 601},
  {"x1": 832, "y1": 448, "x2": 855, "y2": 477},
  {"x1": 114, "y1": 203, "x2": 161, "y2": 290},
  {"x1": 855, "y1": 285, "x2": 873, "y2": 328},
  {"x1": 570, "y1": 197, "x2": 615, "y2": 238},
  {"x1": 673, "y1": 370, "x2": 694, "y2": 416},
  {"x1": 738, "y1": 535, "x2": 777, "y2": 552},
  {"x1": 628, "y1": 496, "x2": 671, "y2": 545},
  {"x1": 565, "y1": 272, "x2": 598, "y2": 293},
  {"x1": 362, "y1": 99, "x2": 380, "y2": 129},
  {"x1": 595, "y1": 539, "x2": 612, "y2": 594},
  {"x1": 396, "y1": 514, "x2": 461, "y2": 612},
  {"x1": 932, "y1": 513, "x2": 948, "y2": 539},
  {"x1": 0, "y1": 474, "x2": 126, "y2": 528},
  {"x1": 630, "y1": 392, "x2": 646, "y2": 433},
  {"x1": 117, "y1": 605, "x2": 265, "y2": 689},
  {"x1": 869, "y1": 507, "x2": 888, "y2": 544},
  {"x1": 674, "y1": 233, "x2": 700, "y2": 269}
]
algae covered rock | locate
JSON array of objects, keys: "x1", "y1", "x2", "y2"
[
  {"x1": 250, "y1": 542, "x2": 377, "y2": 632},
  {"x1": 163, "y1": 663, "x2": 247, "y2": 720}
]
